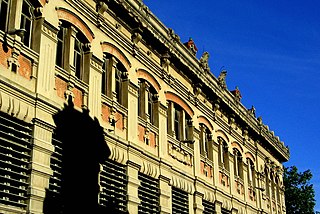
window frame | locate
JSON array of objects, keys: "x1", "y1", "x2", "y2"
[
  {"x1": 0, "y1": 0, "x2": 10, "y2": 32},
  {"x1": 20, "y1": 0, "x2": 34, "y2": 48},
  {"x1": 233, "y1": 148, "x2": 243, "y2": 179}
]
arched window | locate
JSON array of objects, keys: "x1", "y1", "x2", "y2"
[
  {"x1": 101, "y1": 54, "x2": 127, "y2": 105},
  {"x1": 138, "y1": 79, "x2": 158, "y2": 126},
  {"x1": 55, "y1": 21, "x2": 90, "y2": 82},
  {"x1": 233, "y1": 148, "x2": 243, "y2": 179},
  {"x1": 0, "y1": 0, "x2": 10, "y2": 32},
  {"x1": 199, "y1": 124, "x2": 212, "y2": 160},
  {"x1": 218, "y1": 137, "x2": 229, "y2": 171},
  {"x1": 167, "y1": 101, "x2": 193, "y2": 145}
]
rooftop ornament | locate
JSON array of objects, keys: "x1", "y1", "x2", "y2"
[
  {"x1": 231, "y1": 86, "x2": 242, "y2": 102},
  {"x1": 184, "y1": 37, "x2": 198, "y2": 55},
  {"x1": 199, "y1": 51, "x2": 210, "y2": 72},
  {"x1": 217, "y1": 70, "x2": 227, "y2": 89}
]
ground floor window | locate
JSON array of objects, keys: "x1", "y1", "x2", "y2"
[
  {"x1": 172, "y1": 187, "x2": 188, "y2": 214},
  {"x1": 0, "y1": 112, "x2": 32, "y2": 209},
  {"x1": 203, "y1": 200, "x2": 215, "y2": 214},
  {"x1": 138, "y1": 173, "x2": 160, "y2": 214}
]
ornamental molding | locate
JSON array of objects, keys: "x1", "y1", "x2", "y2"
[
  {"x1": 140, "y1": 161, "x2": 159, "y2": 179},
  {"x1": 0, "y1": 91, "x2": 32, "y2": 123},
  {"x1": 171, "y1": 176, "x2": 194, "y2": 194}
]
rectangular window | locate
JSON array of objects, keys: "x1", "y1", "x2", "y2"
[
  {"x1": 101, "y1": 58, "x2": 108, "y2": 95},
  {"x1": 0, "y1": 0, "x2": 9, "y2": 31},
  {"x1": 74, "y1": 37, "x2": 83, "y2": 79},
  {"x1": 203, "y1": 200, "x2": 215, "y2": 214},
  {"x1": 0, "y1": 112, "x2": 32, "y2": 209},
  {"x1": 20, "y1": 0, "x2": 33, "y2": 47},
  {"x1": 115, "y1": 68, "x2": 121, "y2": 103},
  {"x1": 174, "y1": 108, "x2": 180, "y2": 140},
  {"x1": 56, "y1": 26, "x2": 66, "y2": 68},
  {"x1": 99, "y1": 159, "x2": 127, "y2": 213},
  {"x1": 138, "y1": 173, "x2": 160, "y2": 214},
  {"x1": 172, "y1": 187, "x2": 188, "y2": 214},
  {"x1": 45, "y1": 131, "x2": 64, "y2": 214}
]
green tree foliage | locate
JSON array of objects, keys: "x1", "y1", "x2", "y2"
[{"x1": 284, "y1": 166, "x2": 315, "y2": 214}]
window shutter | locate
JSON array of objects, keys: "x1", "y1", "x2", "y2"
[{"x1": 0, "y1": 113, "x2": 32, "y2": 209}]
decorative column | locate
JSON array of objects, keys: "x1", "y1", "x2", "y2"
[
  {"x1": 27, "y1": 119, "x2": 55, "y2": 214},
  {"x1": 159, "y1": 175, "x2": 171, "y2": 214},
  {"x1": 126, "y1": 160, "x2": 140, "y2": 213}
]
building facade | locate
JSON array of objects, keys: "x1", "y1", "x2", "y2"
[{"x1": 0, "y1": 0, "x2": 290, "y2": 213}]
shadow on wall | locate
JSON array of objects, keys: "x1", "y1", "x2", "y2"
[{"x1": 43, "y1": 98, "x2": 125, "y2": 213}]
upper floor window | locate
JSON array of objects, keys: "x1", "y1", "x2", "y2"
[
  {"x1": 167, "y1": 101, "x2": 193, "y2": 146},
  {"x1": 138, "y1": 79, "x2": 158, "y2": 126},
  {"x1": 55, "y1": 22, "x2": 90, "y2": 82},
  {"x1": 101, "y1": 54, "x2": 127, "y2": 105},
  {"x1": 218, "y1": 137, "x2": 229, "y2": 171},
  {"x1": 56, "y1": 25, "x2": 66, "y2": 68},
  {"x1": 233, "y1": 148, "x2": 243, "y2": 179},
  {"x1": 0, "y1": 0, "x2": 9, "y2": 32},
  {"x1": 199, "y1": 124, "x2": 212, "y2": 160},
  {"x1": 20, "y1": 0, "x2": 34, "y2": 47}
]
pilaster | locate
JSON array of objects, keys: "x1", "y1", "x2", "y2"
[
  {"x1": 87, "y1": 54, "x2": 103, "y2": 117},
  {"x1": 215, "y1": 201, "x2": 222, "y2": 214},
  {"x1": 158, "y1": 103, "x2": 168, "y2": 158},
  {"x1": 159, "y1": 175, "x2": 171, "y2": 214},
  {"x1": 27, "y1": 119, "x2": 55, "y2": 214},
  {"x1": 36, "y1": 20, "x2": 58, "y2": 97},
  {"x1": 126, "y1": 160, "x2": 140, "y2": 214},
  {"x1": 127, "y1": 81, "x2": 139, "y2": 143},
  {"x1": 193, "y1": 128, "x2": 201, "y2": 177}
]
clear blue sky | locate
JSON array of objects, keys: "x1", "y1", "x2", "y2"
[{"x1": 143, "y1": 0, "x2": 320, "y2": 210}]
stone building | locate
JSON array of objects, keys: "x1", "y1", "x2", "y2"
[{"x1": 0, "y1": 0, "x2": 289, "y2": 213}]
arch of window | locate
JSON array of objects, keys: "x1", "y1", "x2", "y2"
[
  {"x1": 198, "y1": 116, "x2": 213, "y2": 132},
  {"x1": 136, "y1": 69, "x2": 161, "y2": 93},
  {"x1": 165, "y1": 91, "x2": 194, "y2": 118},
  {"x1": 101, "y1": 42, "x2": 131, "y2": 71},
  {"x1": 215, "y1": 129, "x2": 229, "y2": 144},
  {"x1": 56, "y1": 7, "x2": 94, "y2": 42}
]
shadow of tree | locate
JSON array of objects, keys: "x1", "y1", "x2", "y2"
[{"x1": 43, "y1": 99, "x2": 115, "y2": 213}]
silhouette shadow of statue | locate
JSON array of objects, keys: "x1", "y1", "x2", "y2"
[{"x1": 48, "y1": 98, "x2": 111, "y2": 213}]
